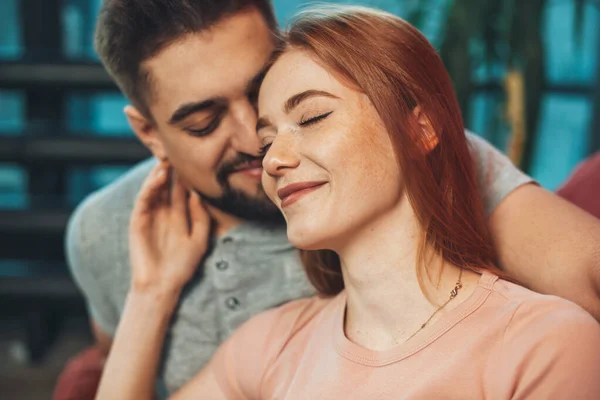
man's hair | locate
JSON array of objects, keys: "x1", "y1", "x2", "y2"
[{"x1": 94, "y1": 0, "x2": 277, "y2": 119}]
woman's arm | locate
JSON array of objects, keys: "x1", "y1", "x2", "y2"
[
  {"x1": 96, "y1": 287, "x2": 180, "y2": 399},
  {"x1": 96, "y1": 162, "x2": 211, "y2": 400},
  {"x1": 170, "y1": 362, "x2": 229, "y2": 400},
  {"x1": 489, "y1": 184, "x2": 600, "y2": 320}
]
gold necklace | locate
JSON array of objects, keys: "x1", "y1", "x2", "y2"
[{"x1": 405, "y1": 268, "x2": 464, "y2": 342}]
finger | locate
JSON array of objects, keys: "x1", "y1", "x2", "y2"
[
  {"x1": 170, "y1": 172, "x2": 190, "y2": 231},
  {"x1": 134, "y1": 162, "x2": 168, "y2": 216},
  {"x1": 189, "y1": 192, "x2": 211, "y2": 244},
  {"x1": 170, "y1": 171, "x2": 188, "y2": 214},
  {"x1": 159, "y1": 162, "x2": 172, "y2": 205}
]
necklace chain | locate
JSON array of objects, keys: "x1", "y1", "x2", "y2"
[{"x1": 405, "y1": 268, "x2": 464, "y2": 343}]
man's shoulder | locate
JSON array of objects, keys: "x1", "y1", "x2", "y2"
[
  {"x1": 65, "y1": 159, "x2": 157, "y2": 333},
  {"x1": 66, "y1": 158, "x2": 155, "y2": 253},
  {"x1": 73, "y1": 158, "x2": 155, "y2": 225}
]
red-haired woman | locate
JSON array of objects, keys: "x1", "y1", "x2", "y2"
[{"x1": 97, "y1": 6, "x2": 600, "y2": 399}]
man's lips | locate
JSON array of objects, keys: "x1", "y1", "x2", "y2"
[
  {"x1": 277, "y1": 181, "x2": 327, "y2": 207},
  {"x1": 231, "y1": 161, "x2": 263, "y2": 179}
]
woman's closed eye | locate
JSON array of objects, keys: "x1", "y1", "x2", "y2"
[
  {"x1": 299, "y1": 111, "x2": 333, "y2": 127},
  {"x1": 258, "y1": 111, "x2": 333, "y2": 156}
]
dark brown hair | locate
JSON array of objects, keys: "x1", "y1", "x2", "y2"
[
  {"x1": 277, "y1": 5, "x2": 507, "y2": 296},
  {"x1": 94, "y1": 0, "x2": 278, "y2": 119}
]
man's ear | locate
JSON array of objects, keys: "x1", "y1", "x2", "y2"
[
  {"x1": 124, "y1": 105, "x2": 168, "y2": 161},
  {"x1": 413, "y1": 106, "x2": 439, "y2": 153}
]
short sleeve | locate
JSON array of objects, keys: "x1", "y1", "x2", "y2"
[
  {"x1": 465, "y1": 132, "x2": 535, "y2": 216},
  {"x1": 498, "y1": 298, "x2": 600, "y2": 399},
  {"x1": 65, "y1": 197, "x2": 119, "y2": 336},
  {"x1": 210, "y1": 313, "x2": 272, "y2": 399}
]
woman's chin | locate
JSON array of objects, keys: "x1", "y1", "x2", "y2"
[{"x1": 286, "y1": 225, "x2": 327, "y2": 251}]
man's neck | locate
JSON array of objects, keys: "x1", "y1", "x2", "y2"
[
  {"x1": 206, "y1": 204, "x2": 245, "y2": 237},
  {"x1": 336, "y1": 196, "x2": 480, "y2": 351}
]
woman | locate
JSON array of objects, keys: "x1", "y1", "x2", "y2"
[{"x1": 97, "y1": 5, "x2": 600, "y2": 399}]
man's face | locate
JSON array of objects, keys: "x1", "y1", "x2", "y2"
[{"x1": 137, "y1": 9, "x2": 281, "y2": 222}]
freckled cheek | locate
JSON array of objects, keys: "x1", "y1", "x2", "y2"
[
  {"x1": 334, "y1": 137, "x2": 394, "y2": 203},
  {"x1": 325, "y1": 127, "x2": 377, "y2": 173}
]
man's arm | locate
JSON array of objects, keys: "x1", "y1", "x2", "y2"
[
  {"x1": 467, "y1": 133, "x2": 600, "y2": 320},
  {"x1": 490, "y1": 184, "x2": 600, "y2": 319},
  {"x1": 65, "y1": 195, "x2": 120, "y2": 354}
]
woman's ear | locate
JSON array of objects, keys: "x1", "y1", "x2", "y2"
[
  {"x1": 124, "y1": 105, "x2": 168, "y2": 161},
  {"x1": 413, "y1": 106, "x2": 439, "y2": 153}
]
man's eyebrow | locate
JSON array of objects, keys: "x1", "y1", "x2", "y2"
[
  {"x1": 284, "y1": 90, "x2": 339, "y2": 114},
  {"x1": 256, "y1": 116, "x2": 274, "y2": 132},
  {"x1": 168, "y1": 98, "x2": 226, "y2": 125}
]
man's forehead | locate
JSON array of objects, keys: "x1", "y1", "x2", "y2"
[{"x1": 144, "y1": 29, "x2": 274, "y2": 116}]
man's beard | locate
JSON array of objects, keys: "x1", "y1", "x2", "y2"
[{"x1": 196, "y1": 153, "x2": 284, "y2": 226}]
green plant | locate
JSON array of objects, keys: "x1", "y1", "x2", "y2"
[{"x1": 403, "y1": 0, "x2": 589, "y2": 169}]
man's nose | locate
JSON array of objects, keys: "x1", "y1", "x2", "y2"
[{"x1": 230, "y1": 100, "x2": 262, "y2": 155}]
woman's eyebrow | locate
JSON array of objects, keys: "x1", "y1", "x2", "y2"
[{"x1": 283, "y1": 90, "x2": 339, "y2": 114}]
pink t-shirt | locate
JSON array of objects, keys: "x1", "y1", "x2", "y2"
[{"x1": 211, "y1": 273, "x2": 600, "y2": 399}]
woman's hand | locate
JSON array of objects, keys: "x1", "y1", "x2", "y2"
[
  {"x1": 98, "y1": 162, "x2": 211, "y2": 400},
  {"x1": 128, "y1": 161, "x2": 210, "y2": 294}
]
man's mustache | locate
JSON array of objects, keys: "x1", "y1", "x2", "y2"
[{"x1": 216, "y1": 153, "x2": 262, "y2": 186}]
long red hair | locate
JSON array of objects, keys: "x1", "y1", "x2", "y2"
[{"x1": 277, "y1": 6, "x2": 507, "y2": 295}]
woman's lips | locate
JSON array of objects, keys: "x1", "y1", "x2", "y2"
[{"x1": 278, "y1": 181, "x2": 327, "y2": 207}]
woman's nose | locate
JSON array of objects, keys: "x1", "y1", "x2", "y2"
[{"x1": 262, "y1": 135, "x2": 300, "y2": 177}]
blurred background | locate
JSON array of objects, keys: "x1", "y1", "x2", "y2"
[{"x1": 0, "y1": 0, "x2": 598, "y2": 398}]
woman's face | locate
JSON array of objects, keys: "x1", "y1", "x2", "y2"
[{"x1": 257, "y1": 50, "x2": 404, "y2": 250}]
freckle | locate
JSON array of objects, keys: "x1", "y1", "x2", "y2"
[{"x1": 282, "y1": 124, "x2": 301, "y2": 134}]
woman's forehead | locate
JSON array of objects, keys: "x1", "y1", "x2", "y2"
[{"x1": 259, "y1": 51, "x2": 346, "y2": 108}]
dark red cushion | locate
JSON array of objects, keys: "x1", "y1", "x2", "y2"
[
  {"x1": 557, "y1": 152, "x2": 600, "y2": 219},
  {"x1": 53, "y1": 346, "x2": 104, "y2": 400}
]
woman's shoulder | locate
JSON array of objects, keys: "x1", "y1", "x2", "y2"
[
  {"x1": 211, "y1": 296, "x2": 339, "y2": 398},
  {"x1": 229, "y1": 294, "x2": 339, "y2": 355},
  {"x1": 483, "y1": 277, "x2": 600, "y2": 396},
  {"x1": 488, "y1": 277, "x2": 598, "y2": 332},
  {"x1": 487, "y1": 277, "x2": 600, "y2": 364},
  {"x1": 209, "y1": 294, "x2": 339, "y2": 398},
  {"x1": 490, "y1": 277, "x2": 595, "y2": 319}
]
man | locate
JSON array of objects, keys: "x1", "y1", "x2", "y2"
[{"x1": 56, "y1": 0, "x2": 600, "y2": 398}]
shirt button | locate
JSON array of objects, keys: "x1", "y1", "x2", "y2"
[
  {"x1": 225, "y1": 297, "x2": 241, "y2": 310},
  {"x1": 216, "y1": 260, "x2": 229, "y2": 271},
  {"x1": 222, "y1": 237, "x2": 233, "y2": 244}
]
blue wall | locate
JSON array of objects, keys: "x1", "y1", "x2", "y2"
[{"x1": 0, "y1": 0, "x2": 598, "y2": 209}]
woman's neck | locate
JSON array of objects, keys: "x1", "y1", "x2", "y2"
[{"x1": 335, "y1": 196, "x2": 481, "y2": 351}]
